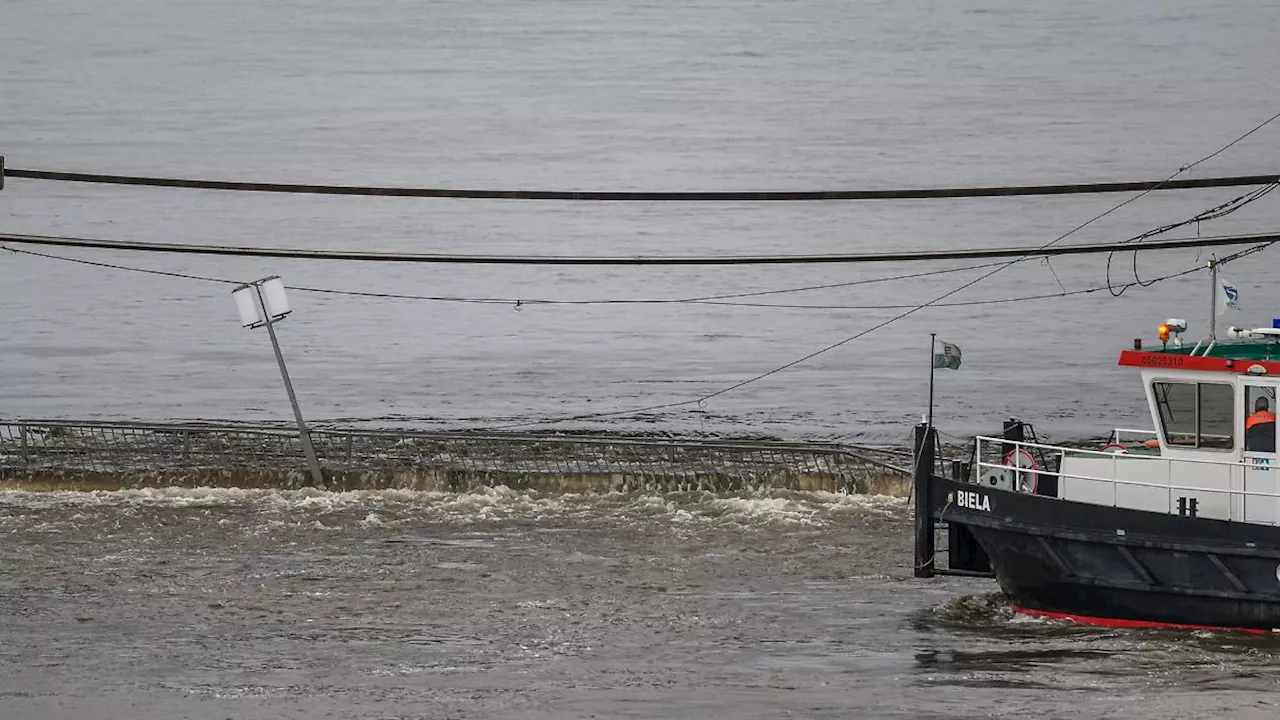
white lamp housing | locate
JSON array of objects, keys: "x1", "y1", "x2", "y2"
[
  {"x1": 260, "y1": 276, "x2": 292, "y2": 321},
  {"x1": 231, "y1": 276, "x2": 292, "y2": 329},
  {"x1": 232, "y1": 284, "x2": 263, "y2": 328}
]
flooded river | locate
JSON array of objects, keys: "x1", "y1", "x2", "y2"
[
  {"x1": 6, "y1": 5, "x2": 1280, "y2": 713},
  {"x1": 2, "y1": 488, "x2": 1277, "y2": 719}
]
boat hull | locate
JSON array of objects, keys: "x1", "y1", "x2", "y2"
[{"x1": 929, "y1": 476, "x2": 1280, "y2": 630}]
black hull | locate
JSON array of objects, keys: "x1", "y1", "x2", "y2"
[{"x1": 928, "y1": 476, "x2": 1280, "y2": 631}]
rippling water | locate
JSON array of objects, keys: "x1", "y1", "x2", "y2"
[
  {"x1": 2, "y1": 488, "x2": 1278, "y2": 719},
  {"x1": 3, "y1": 1, "x2": 1280, "y2": 441},
  {"x1": 4, "y1": 4, "x2": 1280, "y2": 716}
]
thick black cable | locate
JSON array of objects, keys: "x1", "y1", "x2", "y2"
[
  {"x1": 6, "y1": 232, "x2": 1241, "y2": 312},
  {"x1": 0, "y1": 240, "x2": 1030, "y2": 307},
  {"x1": 0, "y1": 236, "x2": 1214, "y2": 311},
  {"x1": 1, "y1": 230, "x2": 1275, "y2": 265},
  {"x1": 0, "y1": 235, "x2": 1139, "y2": 311},
  {"x1": 6, "y1": 165, "x2": 1280, "y2": 201}
]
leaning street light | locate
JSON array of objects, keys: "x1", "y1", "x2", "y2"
[{"x1": 231, "y1": 276, "x2": 325, "y2": 487}]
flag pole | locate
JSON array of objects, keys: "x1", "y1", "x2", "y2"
[
  {"x1": 1209, "y1": 256, "x2": 1218, "y2": 341},
  {"x1": 927, "y1": 332, "x2": 937, "y2": 432}
]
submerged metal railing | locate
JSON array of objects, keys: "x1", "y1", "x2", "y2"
[{"x1": 0, "y1": 419, "x2": 911, "y2": 492}]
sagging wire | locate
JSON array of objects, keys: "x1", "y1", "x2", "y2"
[
  {"x1": 286, "y1": 260, "x2": 1011, "y2": 309},
  {"x1": 9, "y1": 165, "x2": 1280, "y2": 201},
  {"x1": 0, "y1": 238, "x2": 1253, "y2": 312},
  {"x1": 1106, "y1": 182, "x2": 1280, "y2": 296},
  {"x1": 0, "y1": 240, "x2": 1008, "y2": 307},
  {"x1": 0, "y1": 244, "x2": 243, "y2": 285},
  {"x1": 474, "y1": 242, "x2": 1275, "y2": 431},
  {"x1": 470, "y1": 108, "x2": 1280, "y2": 431}
]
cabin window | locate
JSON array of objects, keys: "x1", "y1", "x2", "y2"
[
  {"x1": 1245, "y1": 385, "x2": 1277, "y2": 453},
  {"x1": 1198, "y1": 383, "x2": 1235, "y2": 449},
  {"x1": 1152, "y1": 381, "x2": 1235, "y2": 451}
]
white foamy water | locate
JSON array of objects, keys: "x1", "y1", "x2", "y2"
[{"x1": 0, "y1": 486, "x2": 904, "y2": 529}]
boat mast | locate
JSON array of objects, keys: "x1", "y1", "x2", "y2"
[{"x1": 1209, "y1": 257, "x2": 1218, "y2": 341}]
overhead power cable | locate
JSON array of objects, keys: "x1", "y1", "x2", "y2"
[
  {"x1": 4, "y1": 164, "x2": 1279, "y2": 201},
  {"x1": 288, "y1": 257, "x2": 1234, "y2": 310},
  {"x1": 0, "y1": 244, "x2": 241, "y2": 285},
  {"x1": 1, "y1": 240, "x2": 1008, "y2": 304},
  {"x1": 8, "y1": 237, "x2": 1261, "y2": 312},
  {"x1": 472, "y1": 109, "x2": 1280, "y2": 429},
  {"x1": 480, "y1": 240, "x2": 1275, "y2": 430},
  {"x1": 287, "y1": 261, "x2": 1009, "y2": 306},
  {"x1": 0, "y1": 230, "x2": 1275, "y2": 265},
  {"x1": 1106, "y1": 181, "x2": 1280, "y2": 295}
]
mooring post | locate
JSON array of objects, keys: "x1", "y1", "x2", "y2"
[
  {"x1": 0, "y1": 156, "x2": 6, "y2": 191},
  {"x1": 913, "y1": 422, "x2": 937, "y2": 578}
]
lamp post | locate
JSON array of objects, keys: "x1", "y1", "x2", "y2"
[{"x1": 232, "y1": 275, "x2": 324, "y2": 487}]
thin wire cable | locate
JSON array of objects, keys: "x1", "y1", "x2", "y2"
[
  {"x1": 0, "y1": 231, "x2": 1140, "y2": 312},
  {"x1": 1105, "y1": 181, "x2": 1279, "y2": 295},
  {"x1": 475, "y1": 110, "x2": 1280, "y2": 429},
  {"x1": 1043, "y1": 258, "x2": 1068, "y2": 295},
  {"x1": 292, "y1": 262, "x2": 1194, "y2": 311},
  {"x1": 289, "y1": 261, "x2": 1011, "y2": 307},
  {"x1": 0, "y1": 244, "x2": 242, "y2": 285},
  {"x1": 477, "y1": 242, "x2": 1274, "y2": 430},
  {"x1": 0, "y1": 235, "x2": 1220, "y2": 312},
  {"x1": 7, "y1": 166, "x2": 1280, "y2": 201}
]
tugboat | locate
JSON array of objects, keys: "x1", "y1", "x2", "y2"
[{"x1": 915, "y1": 307, "x2": 1280, "y2": 632}]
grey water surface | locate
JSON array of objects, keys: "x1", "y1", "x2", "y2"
[
  {"x1": 3, "y1": 0, "x2": 1280, "y2": 441},
  {"x1": 4, "y1": 3, "x2": 1280, "y2": 718}
]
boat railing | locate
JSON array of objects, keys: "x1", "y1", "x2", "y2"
[
  {"x1": 973, "y1": 435, "x2": 1280, "y2": 524},
  {"x1": 1107, "y1": 427, "x2": 1157, "y2": 446}
]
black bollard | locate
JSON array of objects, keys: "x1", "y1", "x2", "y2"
[{"x1": 913, "y1": 422, "x2": 937, "y2": 578}]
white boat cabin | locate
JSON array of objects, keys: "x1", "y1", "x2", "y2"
[{"x1": 977, "y1": 322, "x2": 1280, "y2": 525}]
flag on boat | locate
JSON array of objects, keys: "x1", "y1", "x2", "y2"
[
  {"x1": 1217, "y1": 274, "x2": 1240, "y2": 316},
  {"x1": 933, "y1": 341, "x2": 962, "y2": 370}
]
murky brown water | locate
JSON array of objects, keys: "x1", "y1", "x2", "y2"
[{"x1": 2, "y1": 488, "x2": 1278, "y2": 719}]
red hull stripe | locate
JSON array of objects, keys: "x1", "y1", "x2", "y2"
[
  {"x1": 1117, "y1": 350, "x2": 1280, "y2": 375},
  {"x1": 1010, "y1": 605, "x2": 1276, "y2": 635}
]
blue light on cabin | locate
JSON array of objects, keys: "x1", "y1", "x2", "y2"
[{"x1": 1274, "y1": 318, "x2": 1280, "y2": 329}]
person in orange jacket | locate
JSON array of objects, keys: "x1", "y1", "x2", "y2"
[
  {"x1": 1246, "y1": 397, "x2": 1277, "y2": 453},
  {"x1": 1248, "y1": 397, "x2": 1276, "y2": 430}
]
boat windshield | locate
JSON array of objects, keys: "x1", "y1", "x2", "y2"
[{"x1": 1152, "y1": 380, "x2": 1234, "y2": 450}]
